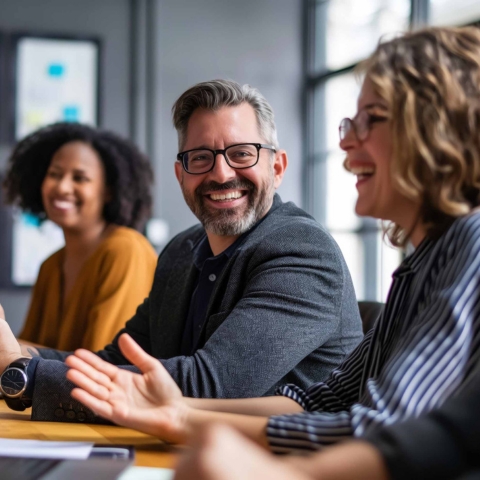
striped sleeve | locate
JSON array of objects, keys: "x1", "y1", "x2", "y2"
[
  {"x1": 267, "y1": 410, "x2": 354, "y2": 452},
  {"x1": 275, "y1": 328, "x2": 374, "y2": 411},
  {"x1": 268, "y1": 329, "x2": 374, "y2": 452},
  {"x1": 267, "y1": 213, "x2": 480, "y2": 454}
]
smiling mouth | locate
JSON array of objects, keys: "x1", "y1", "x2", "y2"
[
  {"x1": 349, "y1": 166, "x2": 375, "y2": 183},
  {"x1": 207, "y1": 190, "x2": 247, "y2": 202},
  {"x1": 51, "y1": 199, "x2": 76, "y2": 211}
]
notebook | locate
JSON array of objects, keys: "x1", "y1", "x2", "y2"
[
  {"x1": 0, "y1": 446, "x2": 133, "y2": 480},
  {"x1": 0, "y1": 456, "x2": 132, "y2": 480}
]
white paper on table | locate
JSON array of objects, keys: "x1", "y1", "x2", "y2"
[
  {"x1": 118, "y1": 466, "x2": 174, "y2": 480},
  {"x1": 0, "y1": 438, "x2": 93, "y2": 459}
]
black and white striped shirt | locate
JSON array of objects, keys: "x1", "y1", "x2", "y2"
[{"x1": 267, "y1": 212, "x2": 480, "y2": 453}]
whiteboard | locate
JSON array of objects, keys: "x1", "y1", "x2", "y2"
[
  {"x1": 11, "y1": 213, "x2": 64, "y2": 286},
  {"x1": 15, "y1": 36, "x2": 99, "y2": 139}
]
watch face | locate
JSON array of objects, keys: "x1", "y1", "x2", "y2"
[{"x1": 0, "y1": 368, "x2": 27, "y2": 397}]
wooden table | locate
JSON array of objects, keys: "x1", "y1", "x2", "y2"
[{"x1": 0, "y1": 400, "x2": 178, "y2": 468}]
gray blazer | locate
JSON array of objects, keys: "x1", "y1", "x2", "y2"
[{"x1": 33, "y1": 195, "x2": 362, "y2": 422}]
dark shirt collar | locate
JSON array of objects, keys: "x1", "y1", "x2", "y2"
[
  {"x1": 191, "y1": 193, "x2": 281, "y2": 268},
  {"x1": 192, "y1": 222, "x2": 255, "y2": 270},
  {"x1": 191, "y1": 235, "x2": 213, "y2": 269},
  {"x1": 392, "y1": 236, "x2": 434, "y2": 278}
]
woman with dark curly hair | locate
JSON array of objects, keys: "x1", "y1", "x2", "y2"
[{"x1": 3, "y1": 122, "x2": 157, "y2": 351}]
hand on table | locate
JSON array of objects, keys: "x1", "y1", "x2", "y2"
[
  {"x1": 174, "y1": 424, "x2": 309, "y2": 480},
  {"x1": 0, "y1": 303, "x2": 26, "y2": 372},
  {"x1": 65, "y1": 333, "x2": 189, "y2": 443}
]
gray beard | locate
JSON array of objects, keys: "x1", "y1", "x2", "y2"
[
  {"x1": 182, "y1": 177, "x2": 274, "y2": 236},
  {"x1": 200, "y1": 195, "x2": 260, "y2": 236}
]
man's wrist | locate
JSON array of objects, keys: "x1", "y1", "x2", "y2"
[
  {"x1": 180, "y1": 404, "x2": 196, "y2": 442},
  {"x1": 20, "y1": 343, "x2": 40, "y2": 358},
  {"x1": 154, "y1": 402, "x2": 194, "y2": 444},
  {"x1": 0, "y1": 354, "x2": 28, "y2": 375},
  {"x1": 0, "y1": 357, "x2": 37, "y2": 411}
]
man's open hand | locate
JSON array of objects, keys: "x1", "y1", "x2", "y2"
[{"x1": 66, "y1": 333, "x2": 190, "y2": 443}]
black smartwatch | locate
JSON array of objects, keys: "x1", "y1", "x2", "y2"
[{"x1": 0, "y1": 357, "x2": 32, "y2": 411}]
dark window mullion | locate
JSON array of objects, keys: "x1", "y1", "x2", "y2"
[
  {"x1": 304, "y1": 0, "x2": 416, "y2": 300},
  {"x1": 410, "y1": 0, "x2": 430, "y2": 26}
]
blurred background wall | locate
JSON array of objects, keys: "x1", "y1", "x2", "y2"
[{"x1": 0, "y1": 0, "x2": 303, "y2": 333}]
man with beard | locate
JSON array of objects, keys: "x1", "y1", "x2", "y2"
[{"x1": 0, "y1": 80, "x2": 362, "y2": 422}]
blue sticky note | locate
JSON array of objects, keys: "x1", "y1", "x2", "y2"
[
  {"x1": 22, "y1": 213, "x2": 41, "y2": 227},
  {"x1": 63, "y1": 106, "x2": 80, "y2": 122},
  {"x1": 48, "y1": 63, "x2": 65, "y2": 77}
]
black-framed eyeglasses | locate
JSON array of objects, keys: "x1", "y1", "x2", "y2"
[
  {"x1": 339, "y1": 106, "x2": 388, "y2": 143},
  {"x1": 176, "y1": 143, "x2": 276, "y2": 175}
]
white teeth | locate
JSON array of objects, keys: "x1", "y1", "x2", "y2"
[
  {"x1": 210, "y1": 191, "x2": 243, "y2": 201},
  {"x1": 350, "y1": 166, "x2": 375, "y2": 176},
  {"x1": 53, "y1": 200, "x2": 75, "y2": 210}
]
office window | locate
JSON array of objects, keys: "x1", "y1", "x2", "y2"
[
  {"x1": 325, "y1": 0, "x2": 410, "y2": 70},
  {"x1": 430, "y1": 0, "x2": 480, "y2": 26},
  {"x1": 305, "y1": 0, "x2": 480, "y2": 302}
]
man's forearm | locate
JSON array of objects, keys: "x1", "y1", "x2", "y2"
[
  {"x1": 186, "y1": 409, "x2": 270, "y2": 449},
  {"x1": 185, "y1": 395, "x2": 302, "y2": 416}
]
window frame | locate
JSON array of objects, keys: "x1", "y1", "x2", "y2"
[{"x1": 302, "y1": 0, "x2": 429, "y2": 300}]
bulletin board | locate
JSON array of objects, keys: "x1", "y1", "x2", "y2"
[
  {"x1": 0, "y1": 32, "x2": 99, "y2": 288},
  {"x1": 12, "y1": 33, "x2": 100, "y2": 140},
  {"x1": 10, "y1": 212, "x2": 64, "y2": 286},
  {"x1": 0, "y1": 175, "x2": 64, "y2": 288}
]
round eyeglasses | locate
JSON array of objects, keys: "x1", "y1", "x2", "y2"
[
  {"x1": 339, "y1": 107, "x2": 388, "y2": 143},
  {"x1": 176, "y1": 143, "x2": 276, "y2": 175}
]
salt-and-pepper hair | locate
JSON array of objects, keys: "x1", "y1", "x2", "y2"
[{"x1": 172, "y1": 79, "x2": 279, "y2": 150}]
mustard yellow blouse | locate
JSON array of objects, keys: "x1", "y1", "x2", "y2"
[{"x1": 19, "y1": 226, "x2": 157, "y2": 351}]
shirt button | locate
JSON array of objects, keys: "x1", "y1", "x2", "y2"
[{"x1": 208, "y1": 274, "x2": 216, "y2": 282}]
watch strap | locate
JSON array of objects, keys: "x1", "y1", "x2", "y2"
[
  {"x1": 8, "y1": 357, "x2": 32, "y2": 370},
  {"x1": 4, "y1": 395, "x2": 30, "y2": 411}
]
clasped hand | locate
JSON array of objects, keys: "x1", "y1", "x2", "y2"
[{"x1": 65, "y1": 333, "x2": 190, "y2": 443}]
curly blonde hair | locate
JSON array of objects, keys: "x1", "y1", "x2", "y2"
[{"x1": 358, "y1": 27, "x2": 480, "y2": 246}]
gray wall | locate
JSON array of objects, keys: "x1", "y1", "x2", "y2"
[
  {"x1": 0, "y1": 0, "x2": 303, "y2": 335},
  {"x1": 152, "y1": 0, "x2": 303, "y2": 236}
]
